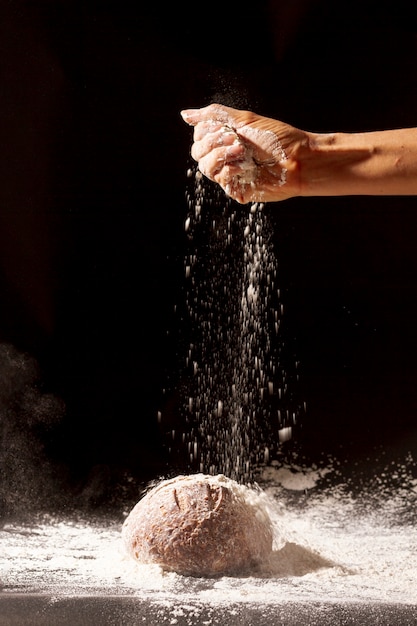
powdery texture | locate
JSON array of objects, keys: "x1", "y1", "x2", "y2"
[
  {"x1": 222, "y1": 126, "x2": 287, "y2": 199},
  {"x1": 2, "y1": 454, "x2": 417, "y2": 606},
  {"x1": 121, "y1": 474, "x2": 274, "y2": 577}
]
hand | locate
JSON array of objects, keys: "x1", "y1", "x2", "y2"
[{"x1": 180, "y1": 103, "x2": 307, "y2": 204}]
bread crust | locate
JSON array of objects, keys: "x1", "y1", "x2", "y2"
[{"x1": 121, "y1": 474, "x2": 273, "y2": 576}]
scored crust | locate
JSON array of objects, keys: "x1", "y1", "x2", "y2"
[{"x1": 121, "y1": 473, "x2": 274, "y2": 577}]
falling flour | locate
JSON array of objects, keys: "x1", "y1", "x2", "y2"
[{"x1": 168, "y1": 167, "x2": 304, "y2": 482}]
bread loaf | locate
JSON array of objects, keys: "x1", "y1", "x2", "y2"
[{"x1": 121, "y1": 473, "x2": 273, "y2": 577}]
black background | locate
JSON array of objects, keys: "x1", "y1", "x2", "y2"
[{"x1": 1, "y1": 0, "x2": 417, "y2": 512}]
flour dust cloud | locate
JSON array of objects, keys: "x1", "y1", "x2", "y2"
[
  {"x1": 0, "y1": 343, "x2": 65, "y2": 517},
  {"x1": 167, "y1": 167, "x2": 304, "y2": 482}
]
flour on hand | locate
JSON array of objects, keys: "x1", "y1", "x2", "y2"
[{"x1": 217, "y1": 124, "x2": 288, "y2": 201}]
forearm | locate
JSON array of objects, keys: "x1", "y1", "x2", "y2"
[{"x1": 300, "y1": 128, "x2": 417, "y2": 197}]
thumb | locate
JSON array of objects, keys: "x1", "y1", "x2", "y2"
[
  {"x1": 181, "y1": 104, "x2": 247, "y2": 128},
  {"x1": 180, "y1": 109, "x2": 201, "y2": 126}
]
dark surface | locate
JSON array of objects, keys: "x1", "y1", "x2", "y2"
[
  {"x1": 0, "y1": 0, "x2": 417, "y2": 514},
  {"x1": 1, "y1": 595, "x2": 417, "y2": 626}
]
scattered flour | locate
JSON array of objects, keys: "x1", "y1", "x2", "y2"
[
  {"x1": 262, "y1": 463, "x2": 333, "y2": 491},
  {"x1": 2, "y1": 456, "x2": 417, "y2": 606}
]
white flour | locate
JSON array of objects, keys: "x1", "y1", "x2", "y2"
[
  {"x1": 167, "y1": 168, "x2": 304, "y2": 482},
  {"x1": 2, "y1": 453, "x2": 417, "y2": 606},
  {"x1": 209, "y1": 123, "x2": 287, "y2": 200}
]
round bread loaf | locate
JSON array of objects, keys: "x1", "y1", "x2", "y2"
[{"x1": 121, "y1": 473, "x2": 274, "y2": 577}]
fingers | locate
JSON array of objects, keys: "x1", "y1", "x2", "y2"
[
  {"x1": 180, "y1": 108, "x2": 202, "y2": 126},
  {"x1": 181, "y1": 106, "x2": 257, "y2": 200},
  {"x1": 191, "y1": 126, "x2": 244, "y2": 161},
  {"x1": 193, "y1": 120, "x2": 223, "y2": 141},
  {"x1": 185, "y1": 115, "x2": 249, "y2": 186},
  {"x1": 196, "y1": 142, "x2": 247, "y2": 182}
]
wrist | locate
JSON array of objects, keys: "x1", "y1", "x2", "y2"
[{"x1": 299, "y1": 131, "x2": 376, "y2": 197}]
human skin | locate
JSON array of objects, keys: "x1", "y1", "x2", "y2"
[{"x1": 181, "y1": 103, "x2": 417, "y2": 204}]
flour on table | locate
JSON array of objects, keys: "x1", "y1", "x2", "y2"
[{"x1": 2, "y1": 452, "x2": 417, "y2": 606}]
